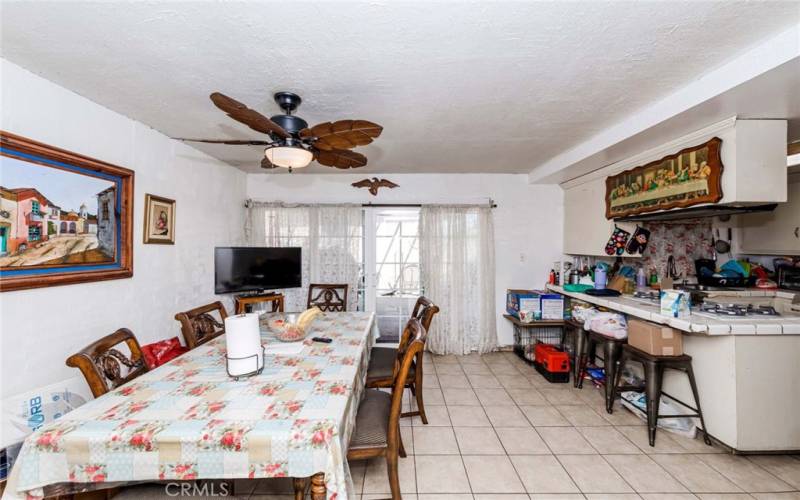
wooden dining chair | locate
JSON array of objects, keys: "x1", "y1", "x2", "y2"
[
  {"x1": 349, "y1": 318, "x2": 426, "y2": 499},
  {"x1": 174, "y1": 301, "x2": 228, "y2": 350},
  {"x1": 66, "y1": 328, "x2": 149, "y2": 398},
  {"x1": 307, "y1": 283, "x2": 348, "y2": 312},
  {"x1": 366, "y1": 296, "x2": 439, "y2": 423}
]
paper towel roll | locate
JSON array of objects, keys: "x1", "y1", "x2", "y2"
[{"x1": 224, "y1": 313, "x2": 263, "y2": 377}]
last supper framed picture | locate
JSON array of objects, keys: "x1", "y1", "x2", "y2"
[
  {"x1": 0, "y1": 131, "x2": 134, "y2": 291},
  {"x1": 605, "y1": 137, "x2": 724, "y2": 219}
]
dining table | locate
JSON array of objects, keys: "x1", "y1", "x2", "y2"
[{"x1": 4, "y1": 311, "x2": 378, "y2": 500}]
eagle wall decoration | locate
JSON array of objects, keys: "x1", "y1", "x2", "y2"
[{"x1": 351, "y1": 178, "x2": 399, "y2": 196}]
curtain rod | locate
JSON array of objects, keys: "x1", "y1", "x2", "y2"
[
  {"x1": 362, "y1": 201, "x2": 497, "y2": 208},
  {"x1": 244, "y1": 199, "x2": 497, "y2": 208}
]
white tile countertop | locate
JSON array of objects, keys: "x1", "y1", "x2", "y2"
[{"x1": 546, "y1": 284, "x2": 800, "y2": 336}]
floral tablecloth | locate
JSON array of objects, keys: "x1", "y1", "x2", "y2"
[{"x1": 5, "y1": 312, "x2": 377, "y2": 500}]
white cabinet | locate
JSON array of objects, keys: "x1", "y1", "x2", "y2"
[
  {"x1": 738, "y1": 179, "x2": 800, "y2": 255},
  {"x1": 563, "y1": 177, "x2": 638, "y2": 256},
  {"x1": 562, "y1": 119, "x2": 789, "y2": 257}
]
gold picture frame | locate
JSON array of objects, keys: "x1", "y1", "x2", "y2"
[
  {"x1": 0, "y1": 131, "x2": 134, "y2": 292},
  {"x1": 605, "y1": 137, "x2": 724, "y2": 219},
  {"x1": 143, "y1": 194, "x2": 175, "y2": 244}
]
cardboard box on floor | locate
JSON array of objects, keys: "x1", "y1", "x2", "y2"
[{"x1": 627, "y1": 318, "x2": 683, "y2": 356}]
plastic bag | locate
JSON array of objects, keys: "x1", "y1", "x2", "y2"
[
  {"x1": 141, "y1": 337, "x2": 188, "y2": 369},
  {"x1": 620, "y1": 391, "x2": 697, "y2": 439},
  {"x1": 584, "y1": 312, "x2": 628, "y2": 339},
  {"x1": 571, "y1": 303, "x2": 597, "y2": 322},
  {"x1": 1, "y1": 377, "x2": 91, "y2": 449}
]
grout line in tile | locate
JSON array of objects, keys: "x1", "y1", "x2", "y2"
[
  {"x1": 418, "y1": 355, "x2": 800, "y2": 498},
  {"x1": 694, "y1": 452, "x2": 793, "y2": 493},
  {"x1": 451, "y1": 410, "x2": 474, "y2": 495},
  {"x1": 601, "y1": 452, "x2": 685, "y2": 496},
  {"x1": 580, "y1": 452, "x2": 642, "y2": 494}
]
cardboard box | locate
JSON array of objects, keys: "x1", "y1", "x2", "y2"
[
  {"x1": 627, "y1": 319, "x2": 683, "y2": 356},
  {"x1": 540, "y1": 294, "x2": 564, "y2": 319},
  {"x1": 506, "y1": 289, "x2": 540, "y2": 318}
]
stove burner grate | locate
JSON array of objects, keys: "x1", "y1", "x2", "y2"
[
  {"x1": 699, "y1": 301, "x2": 780, "y2": 317},
  {"x1": 633, "y1": 291, "x2": 660, "y2": 302}
]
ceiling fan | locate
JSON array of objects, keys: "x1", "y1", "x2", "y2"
[{"x1": 176, "y1": 92, "x2": 383, "y2": 172}]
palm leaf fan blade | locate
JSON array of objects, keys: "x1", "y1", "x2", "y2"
[{"x1": 315, "y1": 149, "x2": 367, "y2": 169}]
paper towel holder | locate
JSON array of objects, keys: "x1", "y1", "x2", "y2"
[{"x1": 225, "y1": 346, "x2": 265, "y2": 381}]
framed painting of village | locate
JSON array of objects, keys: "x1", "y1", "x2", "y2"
[
  {"x1": 605, "y1": 137, "x2": 724, "y2": 219},
  {"x1": 0, "y1": 131, "x2": 134, "y2": 291}
]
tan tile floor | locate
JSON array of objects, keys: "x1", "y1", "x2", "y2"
[{"x1": 117, "y1": 352, "x2": 800, "y2": 500}]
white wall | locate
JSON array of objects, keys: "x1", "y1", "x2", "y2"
[
  {"x1": 0, "y1": 57, "x2": 565, "y2": 404},
  {"x1": 0, "y1": 59, "x2": 247, "y2": 400},
  {"x1": 247, "y1": 173, "x2": 564, "y2": 346}
]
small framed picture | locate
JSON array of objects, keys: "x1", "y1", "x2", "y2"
[{"x1": 143, "y1": 194, "x2": 175, "y2": 244}]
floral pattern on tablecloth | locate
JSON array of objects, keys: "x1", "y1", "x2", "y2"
[{"x1": 10, "y1": 312, "x2": 377, "y2": 500}]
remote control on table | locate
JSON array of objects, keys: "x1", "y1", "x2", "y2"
[{"x1": 312, "y1": 337, "x2": 333, "y2": 343}]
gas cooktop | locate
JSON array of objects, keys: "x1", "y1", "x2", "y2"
[
  {"x1": 631, "y1": 290, "x2": 660, "y2": 303},
  {"x1": 696, "y1": 301, "x2": 780, "y2": 317}
]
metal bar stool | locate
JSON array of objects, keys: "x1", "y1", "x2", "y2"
[
  {"x1": 568, "y1": 320, "x2": 588, "y2": 388},
  {"x1": 576, "y1": 329, "x2": 627, "y2": 413},
  {"x1": 613, "y1": 344, "x2": 712, "y2": 447}
]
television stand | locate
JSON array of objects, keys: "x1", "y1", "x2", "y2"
[
  {"x1": 239, "y1": 290, "x2": 278, "y2": 298},
  {"x1": 235, "y1": 293, "x2": 284, "y2": 315}
]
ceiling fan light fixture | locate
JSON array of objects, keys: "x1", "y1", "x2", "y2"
[{"x1": 264, "y1": 145, "x2": 313, "y2": 170}]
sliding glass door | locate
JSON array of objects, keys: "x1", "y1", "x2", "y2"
[{"x1": 362, "y1": 207, "x2": 421, "y2": 343}]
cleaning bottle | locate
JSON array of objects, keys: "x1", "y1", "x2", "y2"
[{"x1": 636, "y1": 267, "x2": 647, "y2": 289}]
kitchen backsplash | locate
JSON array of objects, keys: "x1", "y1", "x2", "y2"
[
  {"x1": 572, "y1": 220, "x2": 794, "y2": 281},
  {"x1": 629, "y1": 220, "x2": 714, "y2": 278}
]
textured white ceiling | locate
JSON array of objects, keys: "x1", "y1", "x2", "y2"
[{"x1": 1, "y1": 1, "x2": 798, "y2": 174}]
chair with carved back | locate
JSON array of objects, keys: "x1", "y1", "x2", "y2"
[
  {"x1": 346, "y1": 318, "x2": 426, "y2": 500},
  {"x1": 174, "y1": 301, "x2": 228, "y2": 350},
  {"x1": 306, "y1": 284, "x2": 348, "y2": 312},
  {"x1": 366, "y1": 296, "x2": 439, "y2": 424},
  {"x1": 66, "y1": 328, "x2": 149, "y2": 398},
  {"x1": 291, "y1": 319, "x2": 424, "y2": 500}
]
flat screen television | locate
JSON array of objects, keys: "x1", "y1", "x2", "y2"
[{"x1": 214, "y1": 247, "x2": 302, "y2": 294}]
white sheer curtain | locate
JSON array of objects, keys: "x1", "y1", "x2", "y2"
[
  {"x1": 419, "y1": 205, "x2": 497, "y2": 354},
  {"x1": 245, "y1": 202, "x2": 362, "y2": 311}
]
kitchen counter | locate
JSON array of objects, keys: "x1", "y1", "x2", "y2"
[
  {"x1": 546, "y1": 284, "x2": 800, "y2": 335},
  {"x1": 546, "y1": 284, "x2": 800, "y2": 452}
]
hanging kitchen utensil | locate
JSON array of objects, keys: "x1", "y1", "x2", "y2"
[
  {"x1": 727, "y1": 227, "x2": 733, "y2": 255},
  {"x1": 714, "y1": 227, "x2": 731, "y2": 254},
  {"x1": 710, "y1": 229, "x2": 717, "y2": 261}
]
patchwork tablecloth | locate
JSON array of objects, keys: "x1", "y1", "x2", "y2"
[{"x1": 6, "y1": 311, "x2": 377, "y2": 500}]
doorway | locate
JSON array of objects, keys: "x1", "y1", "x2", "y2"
[{"x1": 362, "y1": 208, "x2": 421, "y2": 343}]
